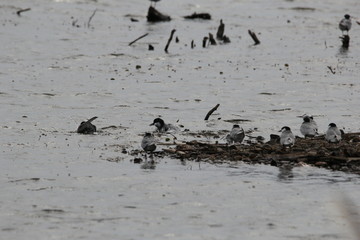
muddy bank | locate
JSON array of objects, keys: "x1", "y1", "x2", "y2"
[{"x1": 161, "y1": 132, "x2": 360, "y2": 174}]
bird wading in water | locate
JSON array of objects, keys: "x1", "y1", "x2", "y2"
[
  {"x1": 77, "y1": 116, "x2": 97, "y2": 134},
  {"x1": 339, "y1": 14, "x2": 352, "y2": 35}
]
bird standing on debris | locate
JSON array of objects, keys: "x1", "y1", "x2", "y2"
[
  {"x1": 300, "y1": 115, "x2": 318, "y2": 138},
  {"x1": 77, "y1": 116, "x2": 97, "y2": 134},
  {"x1": 226, "y1": 125, "x2": 245, "y2": 144},
  {"x1": 339, "y1": 14, "x2": 352, "y2": 35},
  {"x1": 141, "y1": 133, "x2": 157, "y2": 152},
  {"x1": 279, "y1": 126, "x2": 295, "y2": 147},
  {"x1": 149, "y1": 0, "x2": 160, "y2": 7},
  {"x1": 325, "y1": 123, "x2": 342, "y2": 143}
]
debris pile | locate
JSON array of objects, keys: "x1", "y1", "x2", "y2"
[{"x1": 163, "y1": 132, "x2": 360, "y2": 174}]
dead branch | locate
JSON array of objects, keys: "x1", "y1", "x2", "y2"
[
  {"x1": 248, "y1": 30, "x2": 260, "y2": 45},
  {"x1": 204, "y1": 104, "x2": 220, "y2": 120},
  {"x1": 128, "y1": 33, "x2": 149, "y2": 46},
  {"x1": 87, "y1": 9, "x2": 97, "y2": 28},
  {"x1": 16, "y1": 8, "x2": 31, "y2": 16},
  {"x1": 164, "y1": 29, "x2": 176, "y2": 53},
  {"x1": 327, "y1": 66, "x2": 336, "y2": 74}
]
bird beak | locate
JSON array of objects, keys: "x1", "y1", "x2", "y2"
[
  {"x1": 278, "y1": 129, "x2": 282, "y2": 132},
  {"x1": 149, "y1": 123, "x2": 154, "y2": 126}
]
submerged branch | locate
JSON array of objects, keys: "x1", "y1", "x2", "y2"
[
  {"x1": 129, "y1": 33, "x2": 149, "y2": 46},
  {"x1": 164, "y1": 29, "x2": 176, "y2": 53},
  {"x1": 248, "y1": 30, "x2": 260, "y2": 45},
  {"x1": 205, "y1": 104, "x2": 220, "y2": 120},
  {"x1": 87, "y1": 9, "x2": 97, "y2": 28}
]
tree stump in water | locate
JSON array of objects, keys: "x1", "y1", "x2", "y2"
[{"x1": 147, "y1": 6, "x2": 171, "y2": 22}]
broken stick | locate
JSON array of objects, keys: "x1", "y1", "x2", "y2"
[
  {"x1": 16, "y1": 8, "x2": 31, "y2": 16},
  {"x1": 327, "y1": 66, "x2": 335, "y2": 74},
  {"x1": 248, "y1": 30, "x2": 260, "y2": 45},
  {"x1": 204, "y1": 104, "x2": 220, "y2": 120},
  {"x1": 164, "y1": 29, "x2": 176, "y2": 53},
  {"x1": 129, "y1": 33, "x2": 149, "y2": 46},
  {"x1": 87, "y1": 9, "x2": 97, "y2": 28}
]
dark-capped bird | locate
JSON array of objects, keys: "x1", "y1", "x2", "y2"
[
  {"x1": 77, "y1": 116, "x2": 97, "y2": 134},
  {"x1": 226, "y1": 124, "x2": 245, "y2": 144}
]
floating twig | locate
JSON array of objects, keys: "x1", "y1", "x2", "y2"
[
  {"x1": 128, "y1": 33, "x2": 149, "y2": 46},
  {"x1": 248, "y1": 30, "x2": 260, "y2": 45},
  {"x1": 191, "y1": 40, "x2": 195, "y2": 49},
  {"x1": 16, "y1": 8, "x2": 31, "y2": 16},
  {"x1": 87, "y1": 9, "x2": 97, "y2": 28},
  {"x1": 164, "y1": 29, "x2": 176, "y2": 53},
  {"x1": 327, "y1": 66, "x2": 336, "y2": 74},
  {"x1": 204, "y1": 104, "x2": 220, "y2": 120}
]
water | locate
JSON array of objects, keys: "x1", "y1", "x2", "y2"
[{"x1": 1, "y1": 0, "x2": 360, "y2": 239}]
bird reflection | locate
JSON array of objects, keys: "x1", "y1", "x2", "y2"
[
  {"x1": 338, "y1": 45, "x2": 349, "y2": 56},
  {"x1": 277, "y1": 164, "x2": 294, "y2": 182}
]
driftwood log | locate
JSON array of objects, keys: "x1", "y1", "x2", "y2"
[
  {"x1": 204, "y1": 104, "x2": 220, "y2": 120},
  {"x1": 248, "y1": 30, "x2": 260, "y2": 45},
  {"x1": 164, "y1": 29, "x2": 176, "y2": 53},
  {"x1": 184, "y1": 12, "x2": 211, "y2": 20},
  {"x1": 129, "y1": 33, "x2": 149, "y2": 46},
  {"x1": 163, "y1": 132, "x2": 360, "y2": 174},
  {"x1": 147, "y1": 6, "x2": 171, "y2": 22}
]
